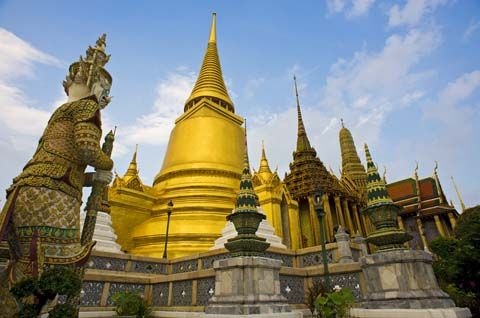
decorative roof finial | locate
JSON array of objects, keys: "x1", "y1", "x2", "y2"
[
  {"x1": 341, "y1": 118, "x2": 345, "y2": 128},
  {"x1": 293, "y1": 75, "x2": 312, "y2": 152},
  {"x1": 209, "y1": 13, "x2": 217, "y2": 44},
  {"x1": 451, "y1": 176, "x2": 466, "y2": 212},
  {"x1": 383, "y1": 165, "x2": 387, "y2": 183}
]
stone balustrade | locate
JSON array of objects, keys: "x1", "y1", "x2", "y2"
[{"x1": 78, "y1": 242, "x2": 364, "y2": 313}]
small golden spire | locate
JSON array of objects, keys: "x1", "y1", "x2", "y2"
[
  {"x1": 209, "y1": 13, "x2": 217, "y2": 43},
  {"x1": 184, "y1": 13, "x2": 234, "y2": 112},
  {"x1": 258, "y1": 140, "x2": 272, "y2": 175},
  {"x1": 125, "y1": 144, "x2": 139, "y2": 178},
  {"x1": 414, "y1": 161, "x2": 419, "y2": 179},
  {"x1": 451, "y1": 176, "x2": 466, "y2": 212},
  {"x1": 383, "y1": 165, "x2": 387, "y2": 183},
  {"x1": 293, "y1": 75, "x2": 312, "y2": 152}
]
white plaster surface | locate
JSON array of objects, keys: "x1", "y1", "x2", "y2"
[
  {"x1": 350, "y1": 307, "x2": 471, "y2": 318},
  {"x1": 80, "y1": 211, "x2": 123, "y2": 253},
  {"x1": 210, "y1": 208, "x2": 287, "y2": 250}
]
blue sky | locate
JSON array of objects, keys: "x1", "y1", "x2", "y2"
[{"x1": 0, "y1": 0, "x2": 479, "y2": 208}]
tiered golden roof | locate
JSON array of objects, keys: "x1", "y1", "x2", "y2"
[
  {"x1": 339, "y1": 120, "x2": 367, "y2": 199},
  {"x1": 285, "y1": 77, "x2": 347, "y2": 199},
  {"x1": 184, "y1": 13, "x2": 234, "y2": 113}
]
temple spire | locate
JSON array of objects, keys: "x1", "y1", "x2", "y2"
[
  {"x1": 364, "y1": 143, "x2": 393, "y2": 207},
  {"x1": 339, "y1": 120, "x2": 367, "y2": 197},
  {"x1": 451, "y1": 176, "x2": 466, "y2": 212},
  {"x1": 258, "y1": 140, "x2": 272, "y2": 174},
  {"x1": 235, "y1": 122, "x2": 258, "y2": 213},
  {"x1": 125, "y1": 144, "x2": 139, "y2": 177},
  {"x1": 209, "y1": 12, "x2": 217, "y2": 43},
  {"x1": 184, "y1": 13, "x2": 234, "y2": 113},
  {"x1": 294, "y1": 75, "x2": 312, "y2": 152}
]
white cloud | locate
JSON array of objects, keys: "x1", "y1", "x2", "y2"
[
  {"x1": 0, "y1": 28, "x2": 62, "y2": 193},
  {"x1": 327, "y1": 0, "x2": 375, "y2": 18},
  {"x1": 463, "y1": 19, "x2": 480, "y2": 41},
  {"x1": 122, "y1": 70, "x2": 195, "y2": 145},
  {"x1": 0, "y1": 28, "x2": 61, "y2": 140},
  {"x1": 0, "y1": 28, "x2": 62, "y2": 80},
  {"x1": 388, "y1": 0, "x2": 448, "y2": 28},
  {"x1": 349, "y1": 0, "x2": 376, "y2": 17},
  {"x1": 245, "y1": 77, "x2": 265, "y2": 98},
  {"x1": 248, "y1": 26, "x2": 440, "y2": 179}
]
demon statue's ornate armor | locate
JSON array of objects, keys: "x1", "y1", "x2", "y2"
[{"x1": 0, "y1": 34, "x2": 114, "y2": 314}]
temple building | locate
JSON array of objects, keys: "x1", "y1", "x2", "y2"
[
  {"x1": 108, "y1": 13, "x2": 460, "y2": 259},
  {"x1": 385, "y1": 164, "x2": 459, "y2": 250}
]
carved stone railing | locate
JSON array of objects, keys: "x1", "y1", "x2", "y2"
[{"x1": 78, "y1": 243, "x2": 364, "y2": 312}]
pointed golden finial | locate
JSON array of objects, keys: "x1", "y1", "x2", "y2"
[
  {"x1": 184, "y1": 13, "x2": 233, "y2": 112},
  {"x1": 383, "y1": 165, "x2": 387, "y2": 183},
  {"x1": 414, "y1": 161, "x2": 419, "y2": 179},
  {"x1": 293, "y1": 75, "x2": 312, "y2": 152},
  {"x1": 258, "y1": 140, "x2": 272, "y2": 175},
  {"x1": 125, "y1": 144, "x2": 139, "y2": 178},
  {"x1": 451, "y1": 176, "x2": 466, "y2": 212},
  {"x1": 209, "y1": 13, "x2": 217, "y2": 43}
]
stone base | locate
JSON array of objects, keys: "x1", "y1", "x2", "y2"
[
  {"x1": 205, "y1": 257, "x2": 292, "y2": 315},
  {"x1": 200, "y1": 312, "x2": 302, "y2": 318},
  {"x1": 350, "y1": 307, "x2": 472, "y2": 318},
  {"x1": 360, "y1": 249, "x2": 455, "y2": 309}
]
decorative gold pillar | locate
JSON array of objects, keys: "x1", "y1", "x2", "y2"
[
  {"x1": 362, "y1": 214, "x2": 370, "y2": 235},
  {"x1": 448, "y1": 212, "x2": 457, "y2": 230},
  {"x1": 434, "y1": 215, "x2": 446, "y2": 237},
  {"x1": 342, "y1": 200, "x2": 354, "y2": 235},
  {"x1": 308, "y1": 196, "x2": 321, "y2": 245},
  {"x1": 323, "y1": 194, "x2": 334, "y2": 242},
  {"x1": 415, "y1": 217, "x2": 429, "y2": 250},
  {"x1": 352, "y1": 205, "x2": 363, "y2": 236},
  {"x1": 334, "y1": 196, "x2": 346, "y2": 227}
]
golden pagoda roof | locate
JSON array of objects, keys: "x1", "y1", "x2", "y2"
[
  {"x1": 124, "y1": 144, "x2": 139, "y2": 182},
  {"x1": 339, "y1": 120, "x2": 367, "y2": 200},
  {"x1": 184, "y1": 13, "x2": 234, "y2": 113},
  {"x1": 285, "y1": 77, "x2": 352, "y2": 200}
]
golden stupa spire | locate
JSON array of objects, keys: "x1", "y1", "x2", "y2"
[
  {"x1": 294, "y1": 75, "x2": 312, "y2": 152},
  {"x1": 339, "y1": 119, "x2": 367, "y2": 196},
  {"x1": 258, "y1": 140, "x2": 272, "y2": 174},
  {"x1": 184, "y1": 13, "x2": 234, "y2": 113},
  {"x1": 124, "y1": 144, "x2": 139, "y2": 178},
  {"x1": 451, "y1": 176, "x2": 466, "y2": 212}
]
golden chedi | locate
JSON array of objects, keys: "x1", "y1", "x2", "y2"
[{"x1": 117, "y1": 13, "x2": 245, "y2": 258}]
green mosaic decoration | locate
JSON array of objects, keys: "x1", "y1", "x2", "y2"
[
  {"x1": 224, "y1": 129, "x2": 270, "y2": 256},
  {"x1": 362, "y1": 144, "x2": 412, "y2": 251}
]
